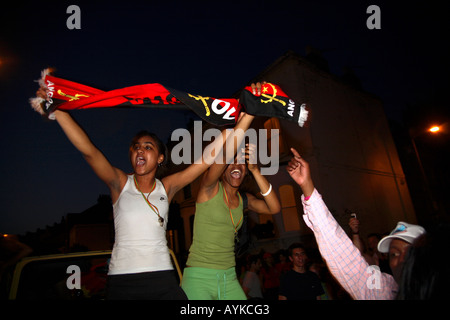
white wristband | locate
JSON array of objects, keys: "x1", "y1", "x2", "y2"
[{"x1": 260, "y1": 184, "x2": 272, "y2": 197}]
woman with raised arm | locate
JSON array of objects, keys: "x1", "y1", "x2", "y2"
[
  {"x1": 35, "y1": 82, "x2": 260, "y2": 300},
  {"x1": 181, "y1": 126, "x2": 281, "y2": 300}
]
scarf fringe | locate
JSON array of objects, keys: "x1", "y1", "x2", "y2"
[
  {"x1": 29, "y1": 68, "x2": 55, "y2": 116},
  {"x1": 297, "y1": 103, "x2": 309, "y2": 127},
  {"x1": 29, "y1": 97, "x2": 46, "y2": 115}
]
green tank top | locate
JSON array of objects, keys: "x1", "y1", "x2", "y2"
[{"x1": 186, "y1": 181, "x2": 243, "y2": 269}]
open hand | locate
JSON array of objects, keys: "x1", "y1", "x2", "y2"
[
  {"x1": 250, "y1": 81, "x2": 267, "y2": 96},
  {"x1": 245, "y1": 143, "x2": 258, "y2": 172}
]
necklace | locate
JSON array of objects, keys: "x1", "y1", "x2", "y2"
[
  {"x1": 134, "y1": 175, "x2": 164, "y2": 227},
  {"x1": 223, "y1": 185, "x2": 243, "y2": 241}
]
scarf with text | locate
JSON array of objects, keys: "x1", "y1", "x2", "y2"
[{"x1": 30, "y1": 69, "x2": 308, "y2": 127}]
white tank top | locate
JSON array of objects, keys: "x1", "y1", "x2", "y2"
[{"x1": 108, "y1": 175, "x2": 173, "y2": 275}]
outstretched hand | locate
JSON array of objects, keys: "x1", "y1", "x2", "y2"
[
  {"x1": 250, "y1": 81, "x2": 266, "y2": 95},
  {"x1": 349, "y1": 216, "x2": 360, "y2": 234},
  {"x1": 245, "y1": 143, "x2": 258, "y2": 172},
  {"x1": 236, "y1": 81, "x2": 265, "y2": 121},
  {"x1": 286, "y1": 148, "x2": 314, "y2": 197}
]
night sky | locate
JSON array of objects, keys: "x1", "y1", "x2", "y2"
[{"x1": 0, "y1": 0, "x2": 448, "y2": 235}]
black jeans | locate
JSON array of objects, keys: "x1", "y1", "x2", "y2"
[{"x1": 106, "y1": 270, "x2": 188, "y2": 300}]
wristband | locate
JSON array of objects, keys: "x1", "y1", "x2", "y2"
[{"x1": 260, "y1": 184, "x2": 272, "y2": 197}]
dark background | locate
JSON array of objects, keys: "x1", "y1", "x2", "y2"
[{"x1": 0, "y1": 0, "x2": 449, "y2": 235}]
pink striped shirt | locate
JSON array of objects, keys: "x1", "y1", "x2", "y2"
[{"x1": 301, "y1": 189, "x2": 398, "y2": 300}]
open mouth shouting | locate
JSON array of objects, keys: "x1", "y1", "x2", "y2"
[
  {"x1": 230, "y1": 169, "x2": 242, "y2": 179},
  {"x1": 136, "y1": 156, "x2": 146, "y2": 167},
  {"x1": 226, "y1": 164, "x2": 246, "y2": 186}
]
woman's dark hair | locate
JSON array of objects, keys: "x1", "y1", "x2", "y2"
[
  {"x1": 397, "y1": 223, "x2": 449, "y2": 300},
  {"x1": 130, "y1": 130, "x2": 168, "y2": 177}
]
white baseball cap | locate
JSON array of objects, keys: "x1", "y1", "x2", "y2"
[{"x1": 377, "y1": 221, "x2": 426, "y2": 253}]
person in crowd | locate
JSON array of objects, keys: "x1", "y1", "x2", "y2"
[
  {"x1": 181, "y1": 88, "x2": 281, "y2": 299},
  {"x1": 396, "y1": 223, "x2": 450, "y2": 299},
  {"x1": 376, "y1": 221, "x2": 425, "y2": 288},
  {"x1": 367, "y1": 232, "x2": 391, "y2": 274},
  {"x1": 278, "y1": 243, "x2": 324, "y2": 300},
  {"x1": 286, "y1": 147, "x2": 425, "y2": 300},
  {"x1": 275, "y1": 249, "x2": 292, "y2": 276},
  {"x1": 349, "y1": 216, "x2": 391, "y2": 274},
  {"x1": 260, "y1": 252, "x2": 280, "y2": 299},
  {"x1": 242, "y1": 254, "x2": 263, "y2": 299}
]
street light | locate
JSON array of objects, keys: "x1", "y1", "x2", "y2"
[
  {"x1": 429, "y1": 125, "x2": 440, "y2": 133},
  {"x1": 410, "y1": 125, "x2": 442, "y2": 213}
]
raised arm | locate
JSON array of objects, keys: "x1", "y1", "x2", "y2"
[
  {"x1": 286, "y1": 148, "x2": 314, "y2": 197},
  {"x1": 198, "y1": 82, "x2": 264, "y2": 194},
  {"x1": 287, "y1": 148, "x2": 398, "y2": 300},
  {"x1": 349, "y1": 216, "x2": 365, "y2": 253},
  {"x1": 162, "y1": 82, "x2": 264, "y2": 201},
  {"x1": 53, "y1": 110, "x2": 127, "y2": 201},
  {"x1": 245, "y1": 144, "x2": 281, "y2": 215},
  {"x1": 162, "y1": 111, "x2": 254, "y2": 201},
  {"x1": 200, "y1": 112, "x2": 255, "y2": 189}
]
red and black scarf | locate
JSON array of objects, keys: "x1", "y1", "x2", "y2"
[{"x1": 31, "y1": 69, "x2": 308, "y2": 127}]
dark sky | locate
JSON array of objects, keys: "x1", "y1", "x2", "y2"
[{"x1": 0, "y1": 0, "x2": 448, "y2": 235}]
